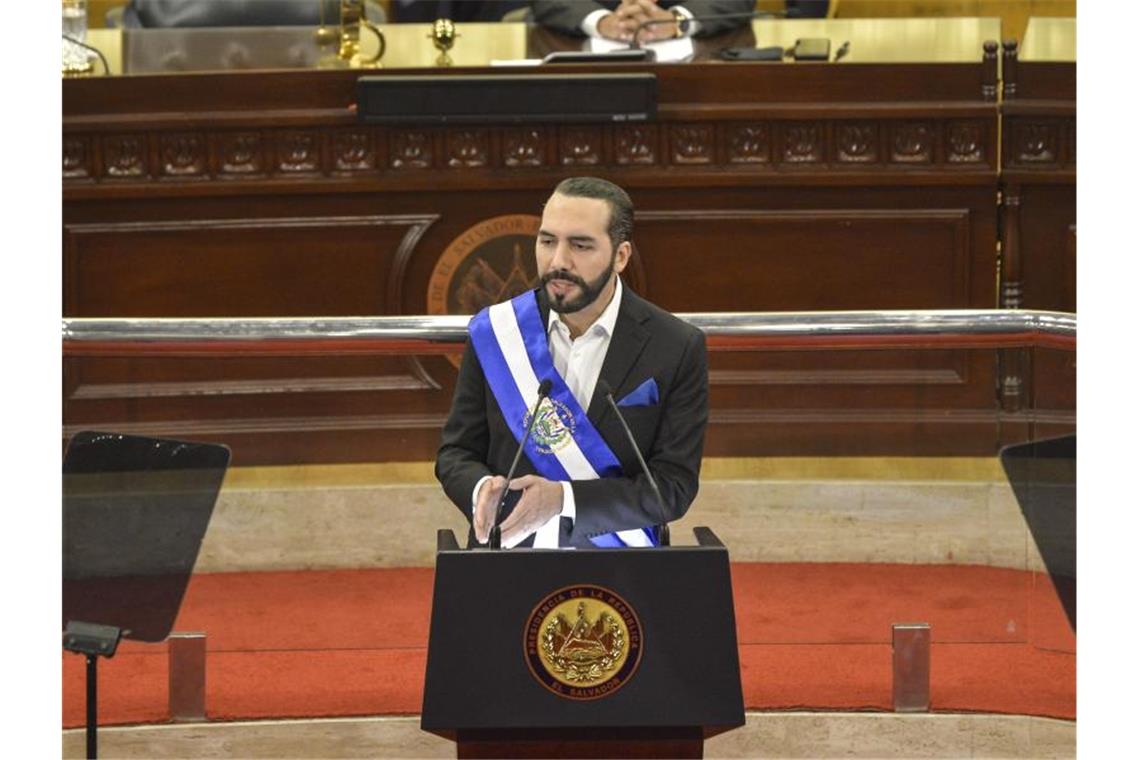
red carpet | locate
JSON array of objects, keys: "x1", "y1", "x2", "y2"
[{"x1": 62, "y1": 563, "x2": 1075, "y2": 728}]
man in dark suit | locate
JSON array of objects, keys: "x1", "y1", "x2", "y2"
[
  {"x1": 435, "y1": 177, "x2": 709, "y2": 549},
  {"x1": 533, "y1": 0, "x2": 756, "y2": 42}
]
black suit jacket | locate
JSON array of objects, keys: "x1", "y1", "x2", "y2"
[
  {"x1": 435, "y1": 286, "x2": 709, "y2": 548},
  {"x1": 532, "y1": 0, "x2": 756, "y2": 37}
]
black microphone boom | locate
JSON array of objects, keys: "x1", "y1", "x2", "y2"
[
  {"x1": 488, "y1": 378, "x2": 553, "y2": 549},
  {"x1": 598, "y1": 380, "x2": 670, "y2": 536}
]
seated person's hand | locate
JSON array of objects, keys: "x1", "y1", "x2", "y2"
[
  {"x1": 596, "y1": 9, "x2": 634, "y2": 41},
  {"x1": 624, "y1": 0, "x2": 680, "y2": 43},
  {"x1": 598, "y1": 0, "x2": 679, "y2": 43}
]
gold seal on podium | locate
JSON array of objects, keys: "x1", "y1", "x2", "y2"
[{"x1": 524, "y1": 585, "x2": 643, "y2": 701}]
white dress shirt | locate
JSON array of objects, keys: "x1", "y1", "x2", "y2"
[{"x1": 472, "y1": 278, "x2": 624, "y2": 548}]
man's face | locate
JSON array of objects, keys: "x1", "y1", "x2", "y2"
[{"x1": 536, "y1": 192, "x2": 630, "y2": 314}]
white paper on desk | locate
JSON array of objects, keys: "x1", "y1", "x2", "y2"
[
  {"x1": 489, "y1": 58, "x2": 543, "y2": 67},
  {"x1": 589, "y1": 34, "x2": 695, "y2": 62}
]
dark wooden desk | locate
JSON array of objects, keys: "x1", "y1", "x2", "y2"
[{"x1": 63, "y1": 20, "x2": 1061, "y2": 465}]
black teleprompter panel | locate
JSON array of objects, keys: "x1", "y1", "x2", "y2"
[
  {"x1": 63, "y1": 431, "x2": 230, "y2": 642},
  {"x1": 1000, "y1": 433, "x2": 1076, "y2": 632},
  {"x1": 355, "y1": 73, "x2": 657, "y2": 124}
]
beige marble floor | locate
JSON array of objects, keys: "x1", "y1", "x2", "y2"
[
  {"x1": 194, "y1": 457, "x2": 1040, "y2": 572},
  {"x1": 62, "y1": 712, "x2": 1075, "y2": 759}
]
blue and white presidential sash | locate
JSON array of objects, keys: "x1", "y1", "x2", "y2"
[{"x1": 468, "y1": 291, "x2": 659, "y2": 549}]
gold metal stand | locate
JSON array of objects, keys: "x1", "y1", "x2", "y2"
[
  {"x1": 317, "y1": 0, "x2": 386, "y2": 69},
  {"x1": 430, "y1": 18, "x2": 458, "y2": 67},
  {"x1": 62, "y1": 59, "x2": 95, "y2": 77}
]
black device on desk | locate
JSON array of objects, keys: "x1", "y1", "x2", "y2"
[
  {"x1": 793, "y1": 38, "x2": 830, "y2": 60},
  {"x1": 719, "y1": 45, "x2": 783, "y2": 61}
]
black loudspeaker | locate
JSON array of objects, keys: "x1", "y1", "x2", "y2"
[{"x1": 355, "y1": 73, "x2": 657, "y2": 125}]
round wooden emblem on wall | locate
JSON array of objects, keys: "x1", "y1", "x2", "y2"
[{"x1": 427, "y1": 214, "x2": 542, "y2": 318}]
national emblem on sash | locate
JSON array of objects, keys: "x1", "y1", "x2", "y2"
[{"x1": 525, "y1": 398, "x2": 577, "y2": 455}]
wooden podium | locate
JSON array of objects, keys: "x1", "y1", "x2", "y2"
[{"x1": 421, "y1": 528, "x2": 744, "y2": 758}]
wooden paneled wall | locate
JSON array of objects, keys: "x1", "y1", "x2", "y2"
[{"x1": 62, "y1": 54, "x2": 1074, "y2": 465}]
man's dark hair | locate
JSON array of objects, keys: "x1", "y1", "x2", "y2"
[{"x1": 551, "y1": 176, "x2": 634, "y2": 247}]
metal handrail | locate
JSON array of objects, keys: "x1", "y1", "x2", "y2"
[{"x1": 62, "y1": 309, "x2": 1076, "y2": 356}]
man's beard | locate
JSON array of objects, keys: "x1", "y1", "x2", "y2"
[{"x1": 539, "y1": 257, "x2": 615, "y2": 314}]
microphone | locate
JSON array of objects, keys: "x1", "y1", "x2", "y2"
[
  {"x1": 597, "y1": 380, "x2": 670, "y2": 544},
  {"x1": 488, "y1": 378, "x2": 553, "y2": 549},
  {"x1": 630, "y1": 10, "x2": 778, "y2": 50}
]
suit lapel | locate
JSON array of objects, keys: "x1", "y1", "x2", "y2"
[
  {"x1": 587, "y1": 288, "x2": 651, "y2": 423},
  {"x1": 537, "y1": 284, "x2": 652, "y2": 423},
  {"x1": 537, "y1": 290, "x2": 551, "y2": 329}
]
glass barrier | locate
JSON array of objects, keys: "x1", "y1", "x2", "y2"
[{"x1": 61, "y1": 311, "x2": 1075, "y2": 730}]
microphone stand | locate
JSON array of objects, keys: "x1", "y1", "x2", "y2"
[
  {"x1": 600, "y1": 383, "x2": 671, "y2": 546},
  {"x1": 488, "y1": 381, "x2": 552, "y2": 549}
]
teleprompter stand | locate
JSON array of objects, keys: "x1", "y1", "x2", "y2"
[
  {"x1": 62, "y1": 622, "x2": 123, "y2": 760},
  {"x1": 422, "y1": 527, "x2": 744, "y2": 758},
  {"x1": 63, "y1": 431, "x2": 230, "y2": 759}
]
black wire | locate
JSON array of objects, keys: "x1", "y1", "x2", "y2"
[{"x1": 62, "y1": 34, "x2": 109, "y2": 75}]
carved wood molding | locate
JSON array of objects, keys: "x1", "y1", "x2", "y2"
[
  {"x1": 62, "y1": 413, "x2": 450, "y2": 439},
  {"x1": 1004, "y1": 115, "x2": 1076, "y2": 170},
  {"x1": 1000, "y1": 186, "x2": 1023, "y2": 310},
  {"x1": 710, "y1": 408, "x2": 999, "y2": 424},
  {"x1": 62, "y1": 408, "x2": 1011, "y2": 440},
  {"x1": 62, "y1": 118, "x2": 997, "y2": 187},
  {"x1": 709, "y1": 368, "x2": 966, "y2": 386},
  {"x1": 69, "y1": 373, "x2": 438, "y2": 401},
  {"x1": 996, "y1": 409, "x2": 1077, "y2": 426},
  {"x1": 64, "y1": 214, "x2": 438, "y2": 235},
  {"x1": 386, "y1": 214, "x2": 441, "y2": 314},
  {"x1": 636, "y1": 208, "x2": 972, "y2": 224}
]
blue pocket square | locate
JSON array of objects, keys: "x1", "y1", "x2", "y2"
[{"x1": 617, "y1": 378, "x2": 659, "y2": 407}]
